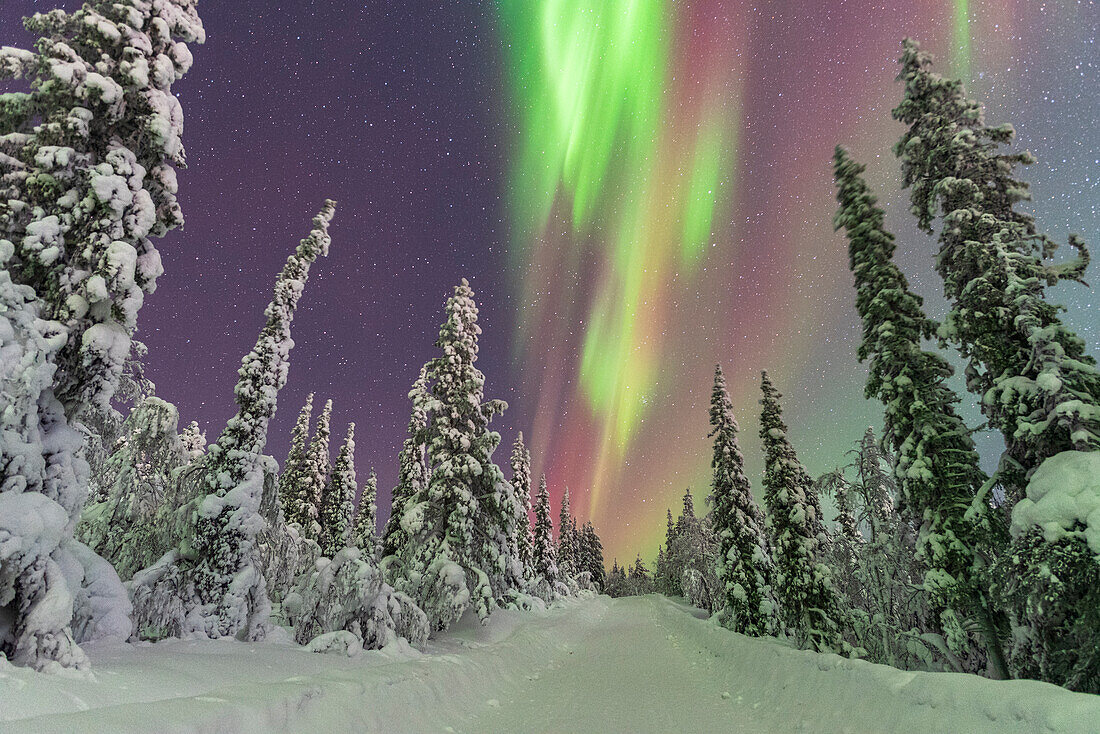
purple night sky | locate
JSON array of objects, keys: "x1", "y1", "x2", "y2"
[{"x1": 3, "y1": 1, "x2": 1097, "y2": 560}]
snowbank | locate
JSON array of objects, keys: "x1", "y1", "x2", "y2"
[{"x1": 1, "y1": 594, "x2": 1097, "y2": 733}]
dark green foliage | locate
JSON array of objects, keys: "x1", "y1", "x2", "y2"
[
  {"x1": 708, "y1": 365, "x2": 778, "y2": 636},
  {"x1": 893, "y1": 38, "x2": 1099, "y2": 499},
  {"x1": 833, "y1": 146, "x2": 1006, "y2": 672},
  {"x1": 893, "y1": 39, "x2": 1100, "y2": 688},
  {"x1": 759, "y1": 371, "x2": 848, "y2": 653}
]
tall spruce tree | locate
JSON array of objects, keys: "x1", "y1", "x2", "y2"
[
  {"x1": 353, "y1": 469, "x2": 379, "y2": 561},
  {"x1": 318, "y1": 423, "x2": 357, "y2": 558},
  {"x1": 833, "y1": 146, "x2": 1007, "y2": 672},
  {"x1": 708, "y1": 365, "x2": 778, "y2": 636},
  {"x1": 0, "y1": 0, "x2": 203, "y2": 671},
  {"x1": 893, "y1": 40, "x2": 1100, "y2": 688},
  {"x1": 509, "y1": 432, "x2": 534, "y2": 575},
  {"x1": 893, "y1": 38, "x2": 1099, "y2": 495},
  {"x1": 297, "y1": 399, "x2": 333, "y2": 539},
  {"x1": 532, "y1": 475, "x2": 559, "y2": 585},
  {"x1": 629, "y1": 555, "x2": 652, "y2": 595},
  {"x1": 389, "y1": 280, "x2": 518, "y2": 630},
  {"x1": 130, "y1": 201, "x2": 336, "y2": 641},
  {"x1": 583, "y1": 523, "x2": 605, "y2": 588},
  {"x1": 380, "y1": 366, "x2": 430, "y2": 559},
  {"x1": 759, "y1": 371, "x2": 848, "y2": 653},
  {"x1": 279, "y1": 393, "x2": 314, "y2": 528},
  {"x1": 557, "y1": 488, "x2": 575, "y2": 577}
]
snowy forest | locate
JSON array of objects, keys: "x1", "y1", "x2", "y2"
[{"x1": 1, "y1": 1, "x2": 1099, "y2": 732}]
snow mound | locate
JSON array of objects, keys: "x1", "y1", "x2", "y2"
[
  {"x1": 1011, "y1": 450, "x2": 1100, "y2": 556},
  {"x1": 304, "y1": 630, "x2": 362, "y2": 656}
]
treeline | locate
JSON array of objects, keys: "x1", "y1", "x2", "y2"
[{"x1": 612, "y1": 39, "x2": 1100, "y2": 694}]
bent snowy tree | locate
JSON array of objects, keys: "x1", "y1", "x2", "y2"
[
  {"x1": 833, "y1": 146, "x2": 1008, "y2": 675},
  {"x1": 0, "y1": 0, "x2": 203, "y2": 671},
  {"x1": 893, "y1": 39, "x2": 1100, "y2": 690},
  {"x1": 129, "y1": 200, "x2": 335, "y2": 641}
]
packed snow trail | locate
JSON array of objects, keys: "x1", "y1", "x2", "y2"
[{"x1": 2, "y1": 594, "x2": 1098, "y2": 733}]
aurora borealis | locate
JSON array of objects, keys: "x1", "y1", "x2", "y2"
[
  {"x1": 495, "y1": 0, "x2": 1099, "y2": 558},
  {"x1": 3, "y1": 0, "x2": 1094, "y2": 564}
]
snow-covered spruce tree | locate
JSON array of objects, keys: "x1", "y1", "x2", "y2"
[
  {"x1": 0, "y1": 0, "x2": 204, "y2": 672},
  {"x1": 296, "y1": 398, "x2": 333, "y2": 540},
  {"x1": 509, "y1": 432, "x2": 534, "y2": 575},
  {"x1": 532, "y1": 474, "x2": 559, "y2": 587},
  {"x1": 893, "y1": 41, "x2": 1100, "y2": 687},
  {"x1": 318, "y1": 423, "x2": 357, "y2": 558},
  {"x1": 833, "y1": 146, "x2": 1007, "y2": 673},
  {"x1": 129, "y1": 201, "x2": 335, "y2": 642},
  {"x1": 759, "y1": 371, "x2": 849, "y2": 653},
  {"x1": 581, "y1": 522, "x2": 605, "y2": 588},
  {"x1": 894, "y1": 40, "x2": 1098, "y2": 499},
  {"x1": 388, "y1": 280, "x2": 519, "y2": 630},
  {"x1": 278, "y1": 393, "x2": 314, "y2": 528},
  {"x1": 604, "y1": 560, "x2": 629, "y2": 597},
  {"x1": 654, "y1": 545, "x2": 672, "y2": 593},
  {"x1": 557, "y1": 488, "x2": 575, "y2": 577},
  {"x1": 708, "y1": 365, "x2": 779, "y2": 636},
  {"x1": 628, "y1": 555, "x2": 652, "y2": 595},
  {"x1": 667, "y1": 491, "x2": 721, "y2": 612},
  {"x1": 380, "y1": 366, "x2": 430, "y2": 560},
  {"x1": 352, "y1": 469, "x2": 379, "y2": 561}
]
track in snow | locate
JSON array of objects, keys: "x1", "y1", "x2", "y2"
[{"x1": 2, "y1": 594, "x2": 1098, "y2": 733}]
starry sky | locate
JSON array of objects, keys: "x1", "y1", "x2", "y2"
[{"x1": 3, "y1": 0, "x2": 1098, "y2": 563}]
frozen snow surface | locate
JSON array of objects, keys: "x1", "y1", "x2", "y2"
[{"x1": 2, "y1": 593, "x2": 1098, "y2": 733}]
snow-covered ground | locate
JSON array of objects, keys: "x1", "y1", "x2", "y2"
[{"x1": 3, "y1": 593, "x2": 1098, "y2": 733}]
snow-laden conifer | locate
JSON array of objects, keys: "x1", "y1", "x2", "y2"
[
  {"x1": 279, "y1": 393, "x2": 314, "y2": 528},
  {"x1": 0, "y1": 0, "x2": 203, "y2": 671},
  {"x1": 759, "y1": 371, "x2": 848, "y2": 653},
  {"x1": 509, "y1": 432, "x2": 533, "y2": 576},
  {"x1": 628, "y1": 555, "x2": 652, "y2": 595},
  {"x1": 319, "y1": 424, "x2": 357, "y2": 558},
  {"x1": 893, "y1": 41, "x2": 1100, "y2": 687},
  {"x1": 532, "y1": 475, "x2": 559, "y2": 586},
  {"x1": 893, "y1": 41, "x2": 1098, "y2": 500},
  {"x1": 388, "y1": 280, "x2": 518, "y2": 630},
  {"x1": 557, "y1": 488, "x2": 575, "y2": 577},
  {"x1": 353, "y1": 469, "x2": 379, "y2": 561},
  {"x1": 297, "y1": 399, "x2": 333, "y2": 539},
  {"x1": 708, "y1": 365, "x2": 778, "y2": 636},
  {"x1": 581, "y1": 522, "x2": 605, "y2": 588},
  {"x1": 667, "y1": 491, "x2": 721, "y2": 612},
  {"x1": 833, "y1": 146, "x2": 1007, "y2": 672},
  {"x1": 380, "y1": 366, "x2": 430, "y2": 560},
  {"x1": 605, "y1": 560, "x2": 628, "y2": 597},
  {"x1": 129, "y1": 201, "x2": 335, "y2": 642}
]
